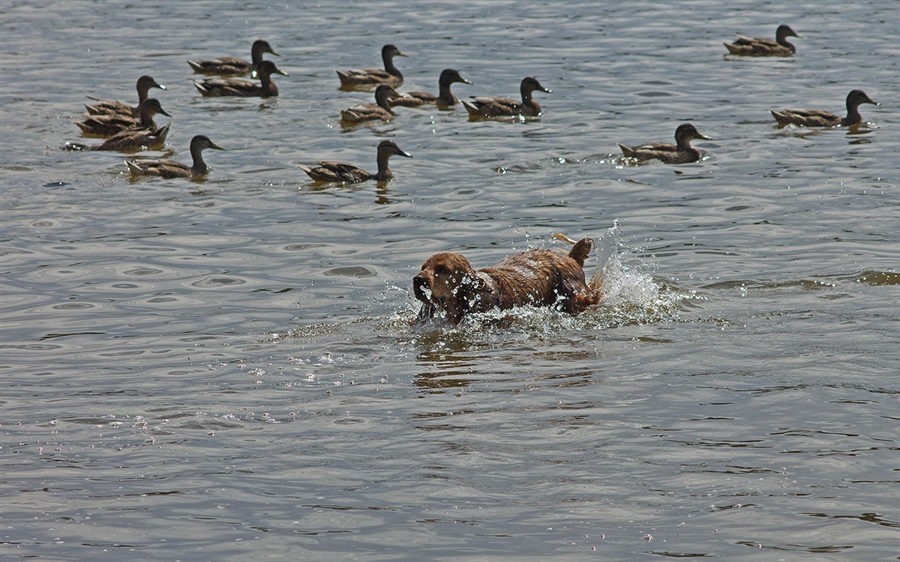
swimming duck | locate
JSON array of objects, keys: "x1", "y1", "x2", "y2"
[
  {"x1": 461, "y1": 76, "x2": 551, "y2": 118},
  {"x1": 65, "y1": 119, "x2": 170, "y2": 153},
  {"x1": 617, "y1": 123, "x2": 711, "y2": 164},
  {"x1": 76, "y1": 96, "x2": 169, "y2": 137},
  {"x1": 340, "y1": 85, "x2": 399, "y2": 123},
  {"x1": 724, "y1": 24, "x2": 799, "y2": 56},
  {"x1": 187, "y1": 39, "x2": 280, "y2": 75},
  {"x1": 126, "y1": 135, "x2": 224, "y2": 178},
  {"x1": 391, "y1": 69, "x2": 472, "y2": 109},
  {"x1": 336, "y1": 44, "x2": 407, "y2": 89},
  {"x1": 193, "y1": 60, "x2": 288, "y2": 97},
  {"x1": 298, "y1": 140, "x2": 412, "y2": 183},
  {"x1": 770, "y1": 90, "x2": 879, "y2": 128},
  {"x1": 84, "y1": 75, "x2": 166, "y2": 117}
]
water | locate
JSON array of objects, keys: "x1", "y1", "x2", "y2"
[{"x1": 2, "y1": 0, "x2": 899, "y2": 560}]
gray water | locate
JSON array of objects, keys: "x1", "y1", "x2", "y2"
[{"x1": 2, "y1": 0, "x2": 899, "y2": 560}]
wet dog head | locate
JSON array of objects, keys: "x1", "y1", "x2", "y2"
[{"x1": 413, "y1": 252, "x2": 483, "y2": 324}]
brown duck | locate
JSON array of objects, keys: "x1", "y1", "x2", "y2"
[
  {"x1": 193, "y1": 60, "x2": 288, "y2": 97},
  {"x1": 76, "y1": 95, "x2": 169, "y2": 137},
  {"x1": 126, "y1": 135, "x2": 224, "y2": 178},
  {"x1": 462, "y1": 76, "x2": 551, "y2": 118},
  {"x1": 618, "y1": 123, "x2": 711, "y2": 164},
  {"x1": 391, "y1": 69, "x2": 472, "y2": 109},
  {"x1": 84, "y1": 75, "x2": 166, "y2": 117},
  {"x1": 724, "y1": 24, "x2": 799, "y2": 57},
  {"x1": 298, "y1": 140, "x2": 412, "y2": 183},
  {"x1": 340, "y1": 85, "x2": 400, "y2": 123},
  {"x1": 770, "y1": 90, "x2": 879, "y2": 127},
  {"x1": 336, "y1": 44, "x2": 407, "y2": 89},
  {"x1": 187, "y1": 39, "x2": 280, "y2": 75}
]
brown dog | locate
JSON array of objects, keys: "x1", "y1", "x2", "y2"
[{"x1": 413, "y1": 237, "x2": 601, "y2": 324}]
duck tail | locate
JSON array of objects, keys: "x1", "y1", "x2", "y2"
[
  {"x1": 770, "y1": 109, "x2": 788, "y2": 124},
  {"x1": 192, "y1": 80, "x2": 210, "y2": 96},
  {"x1": 617, "y1": 143, "x2": 636, "y2": 157},
  {"x1": 125, "y1": 160, "x2": 144, "y2": 175},
  {"x1": 460, "y1": 99, "x2": 480, "y2": 115}
]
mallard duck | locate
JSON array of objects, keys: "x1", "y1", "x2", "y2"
[
  {"x1": 84, "y1": 75, "x2": 166, "y2": 117},
  {"x1": 724, "y1": 24, "x2": 799, "y2": 57},
  {"x1": 391, "y1": 69, "x2": 472, "y2": 109},
  {"x1": 126, "y1": 135, "x2": 224, "y2": 178},
  {"x1": 193, "y1": 60, "x2": 288, "y2": 97},
  {"x1": 187, "y1": 39, "x2": 280, "y2": 75},
  {"x1": 770, "y1": 90, "x2": 879, "y2": 128},
  {"x1": 340, "y1": 85, "x2": 399, "y2": 123},
  {"x1": 617, "y1": 123, "x2": 711, "y2": 164},
  {"x1": 64, "y1": 120, "x2": 171, "y2": 153},
  {"x1": 298, "y1": 140, "x2": 412, "y2": 183},
  {"x1": 336, "y1": 44, "x2": 407, "y2": 89},
  {"x1": 76, "y1": 96, "x2": 169, "y2": 137},
  {"x1": 461, "y1": 76, "x2": 551, "y2": 118}
]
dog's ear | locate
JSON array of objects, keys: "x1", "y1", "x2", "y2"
[{"x1": 568, "y1": 238, "x2": 593, "y2": 267}]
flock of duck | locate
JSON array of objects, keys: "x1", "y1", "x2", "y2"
[{"x1": 66, "y1": 26, "x2": 879, "y2": 179}]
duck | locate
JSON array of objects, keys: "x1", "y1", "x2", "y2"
[
  {"x1": 461, "y1": 76, "x2": 551, "y2": 118},
  {"x1": 391, "y1": 69, "x2": 472, "y2": 109},
  {"x1": 193, "y1": 60, "x2": 288, "y2": 97},
  {"x1": 297, "y1": 140, "x2": 412, "y2": 183},
  {"x1": 336, "y1": 44, "x2": 407, "y2": 89},
  {"x1": 126, "y1": 135, "x2": 224, "y2": 178},
  {"x1": 617, "y1": 123, "x2": 711, "y2": 164},
  {"x1": 340, "y1": 85, "x2": 400, "y2": 123},
  {"x1": 84, "y1": 75, "x2": 166, "y2": 117},
  {"x1": 724, "y1": 24, "x2": 799, "y2": 57},
  {"x1": 65, "y1": 120, "x2": 170, "y2": 153},
  {"x1": 76, "y1": 96, "x2": 169, "y2": 137},
  {"x1": 770, "y1": 90, "x2": 879, "y2": 128},
  {"x1": 187, "y1": 39, "x2": 279, "y2": 75}
]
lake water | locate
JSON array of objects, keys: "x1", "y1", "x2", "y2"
[{"x1": 1, "y1": 0, "x2": 898, "y2": 560}]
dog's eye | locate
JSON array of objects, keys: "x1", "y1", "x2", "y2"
[{"x1": 434, "y1": 265, "x2": 450, "y2": 275}]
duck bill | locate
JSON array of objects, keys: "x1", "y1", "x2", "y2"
[
  {"x1": 209, "y1": 142, "x2": 225, "y2": 151},
  {"x1": 157, "y1": 84, "x2": 167, "y2": 90},
  {"x1": 696, "y1": 132, "x2": 712, "y2": 140},
  {"x1": 399, "y1": 149, "x2": 413, "y2": 158},
  {"x1": 158, "y1": 108, "x2": 172, "y2": 118}
]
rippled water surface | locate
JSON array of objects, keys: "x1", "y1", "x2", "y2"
[{"x1": 2, "y1": 1, "x2": 899, "y2": 560}]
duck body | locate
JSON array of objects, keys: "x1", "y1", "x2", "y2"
[
  {"x1": 126, "y1": 135, "x2": 224, "y2": 178},
  {"x1": 618, "y1": 123, "x2": 711, "y2": 164},
  {"x1": 193, "y1": 60, "x2": 287, "y2": 97},
  {"x1": 89, "y1": 122, "x2": 171, "y2": 153},
  {"x1": 298, "y1": 140, "x2": 412, "y2": 183},
  {"x1": 770, "y1": 90, "x2": 879, "y2": 127},
  {"x1": 76, "y1": 97, "x2": 168, "y2": 137},
  {"x1": 462, "y1": 76, "x2": 550, "y2": 118},
  {"x1": 340, "y1": 85, "x2": 399, "y2": 123},
  {"x1": 187, "y1": 39, "x2": 280, "y2": 75},
  {"x1": 84, "y1": 75, "x2": 166, "y2": 117},
  {"x1": 391, "y1": 69, "x2": 472, "y2": 109},
  {"x1": 336, "y1": 44, "x2": 407, "y2": 89},
  {"x1": 724, "y1": 24, "x2": 799, "y2": 56}
]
